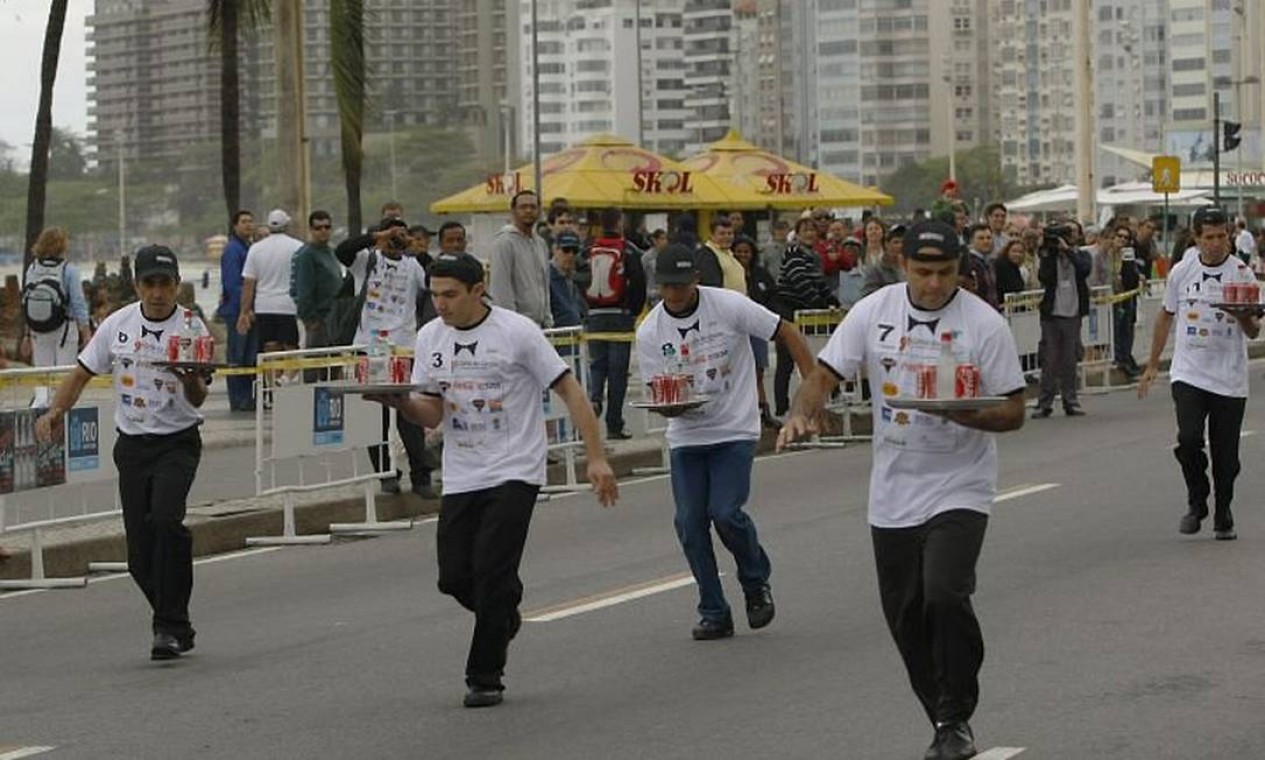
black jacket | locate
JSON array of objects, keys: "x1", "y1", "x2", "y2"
[
  {"x1": 1037, "y1": 247, "x2": 1092, "y2": 319},
  {"x1": 993, "y1": 255, "x2": 1027, "y2": 305}
]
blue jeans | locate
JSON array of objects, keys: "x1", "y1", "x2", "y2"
[
  {"x1": 587, "y1": 313, "x2": 633, "y2": 433},
  {"x1": 224, "y1": 315, "x2": 259, "y2": 410},
  {"x1": 669, "y1": 439, "x2": 771, "y2": 621}
]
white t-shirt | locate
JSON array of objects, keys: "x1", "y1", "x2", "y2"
[
  {"x1": 1162, "y1": 253, "x2": 1255, "y2": 398},
  {"x1": 411, "y1": 306, "x2": 569, "y2": 495},
  {"x1": 636, "y1": 286, "x2": 781, "y2": 449},
  {"x1": 242, "y1": 233, "x2": 303, "y2": 315},
  {"x1": 79, "y1": 303, "x2": 206, "y2": 436},
  {"x1": 818, "y1": 286, "x2": 1026, "y2": 528},
  {"x1": 1236, "y1": 228, "x2": 1257, "y2": 257},
  {"x1": 350, "y1": 250, "x2": 429, "y2": 348}
]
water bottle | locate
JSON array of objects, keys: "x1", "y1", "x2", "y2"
[
  {"x1": 367, "y1": 330, "x2": 391, "y2": 383},
  {"x1": 936, "y1": 332, "x2": 956, "y2": 399},
  {"x1": 178, "y1": 309, "x2": 195, "y2": 362}
]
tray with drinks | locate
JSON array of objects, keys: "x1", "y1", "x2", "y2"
[
  {"x1": 323, "y1": 383, "x2": 427, "y2": 396},
  {"x1": 885, "y1": 396, "x2": 1009, "y2": 412},
  {"x1": 1209, "y1": 303, "x2": 1265, "y2": 316},
  {"x1": 150, "y1": 360, "x2": 230, "y2": 372},
  {"x1": 629, "y1": 396, "x2": 713, "y2": 414}
]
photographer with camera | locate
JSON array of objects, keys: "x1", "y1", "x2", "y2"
[
  {"x1": 1108, "y1": 224, "x2": 1144, "y2": 379},
  {"x1": 1138, "y1": 207, "x2": 1258, "y2": 541},
  {"x1": 1033, "y1": 221, "x2": 1092, "y2": 418},
  {"x1": 335, "y1": 216, "x2": 436, "y2": 497}
]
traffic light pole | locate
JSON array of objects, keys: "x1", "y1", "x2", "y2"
[{"x1": 1213, "y1": 91, "x2": 1221, "y2": 207}]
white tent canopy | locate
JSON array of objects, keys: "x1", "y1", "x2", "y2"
[{"x1": 1006, "y1": 183, "x2": 1213, "y2": 213}]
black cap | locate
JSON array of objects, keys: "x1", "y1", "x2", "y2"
[
  {"x1": 429, "y1": 252, "x2": 485, "y2": 286},
  {"x1": 376, "y1": 217, "x2": 408, "y2": 233},
  {"x1": 134, "y1": 245, "x2": 180, "y2": 280},
  {"x1": 1192, "y1": 206, "x2": 1228, "y2": 228},
  {"x1": 655, "y1": 244, "x2": 699, "y2": 285},
  {"x1": 903, "y1": 220, "x2": 962, "y2": 262},
  {"x1": 555, "y1": 231, "x2": 582, "y2": 250}
]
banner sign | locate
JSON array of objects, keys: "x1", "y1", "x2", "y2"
[
  {"x1": 66, "y1": 407, "x2": 100, "y2": 473},
  {"x1": 313, "y1": 386, "x2": 345, "y2": 447}
]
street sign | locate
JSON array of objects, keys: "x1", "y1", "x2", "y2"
[{"x1": 1152, "y1": 156, "x2": 1181, "y2": 194}]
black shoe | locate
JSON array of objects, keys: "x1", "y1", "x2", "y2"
[
  {"x1": 591, "y1": 400, "x2": 603, "y2": 418},
  {"x1": 150, "y1": 632, "x2": 187, "y2": 661},
  {"x1": 1215, "y1": 527, "x2": 1238, "y2": 541},
  {"x1": 691, "y1": 616, "x2": 734, "y2": 641},
  {"x1": 1063, "y1": 406, "x2": 1086, "y2": 417},
  {"x1": 1031, "y1": 407, "x2": 1052, "y2": 419},
  {"x1": 176, "y1": 630, "x2": 196, "y2": 653},
  {"x1": 1179, "y1": 509, "x2": 1207, "y2": 535},
  {"x1": 411, "y1": 480, "x2": 440, "y2": 499},
  {"x1": 606, "y1": 429, "x2": 633, "y2": 441},
  {"x1": 760, "y1": 406, "x2": 781, "y2": 430},
  {"x1": 744, "y1": 584, "x2": 775, "y2": 630},
  {"x1": 463, "y1": 685, "x2": 504, "y2": 708},
  {"x1": 380, "y1": 476, "x2": 401, "y2": 495},
  {"x1": 925, "y1": 721, "x2": 977, "y2": 760}
]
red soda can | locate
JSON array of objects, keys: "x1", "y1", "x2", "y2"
[
  {"x1": 651, "y1": 375, "x2": 668, "y2": 404},
  {"x1": 1224, "y1": 282, "x2": 1240, "y2": 304},
  {"x1": 194, "y1": 335, "x2": 215, "y2": 364},
  {"x1": 167, "y1": 335, "x2": 182, "y2": 362},
  {"x1": 955, "y1": 363, "x2": 981, "y2": 399},
  {"x1": 389, "y1": 356, "x2": 410, "y2": 384},
  {"x1": 916, "y1": 365, "x2": 936, "y2": 399},
  {"x1": 356, "y1": 356, "x2": 370, "y2": 384},
  {"x1": 673, "y1": 374, "x2": 691, "y2": 403},
  {"x1": 1247, "y1": 281, "x2": 1260, "y2": 305}
]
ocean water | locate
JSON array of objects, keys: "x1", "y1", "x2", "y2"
[{"x1": 0, "y1": 261, "x2": 225, "y2": 323}]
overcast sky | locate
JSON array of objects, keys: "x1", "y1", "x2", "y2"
[{"x1": 0, "y1": 0, "x2": 89, "y2": 162}]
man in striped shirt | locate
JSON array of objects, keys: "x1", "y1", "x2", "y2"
[{"x1": 772, "y1": 217, "x2": 839, "y2": 416}]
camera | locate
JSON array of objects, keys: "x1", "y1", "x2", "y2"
[{"x1": 1040, "y1": 224, "x2": 1075, "y2": 255}]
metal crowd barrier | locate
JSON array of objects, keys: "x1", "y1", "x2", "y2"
[
  {"x1": 244, "y1": 345, "x2": 408, "y2": 545},
  {"x1": 540, "y1": 326, "x2": 592, "y2": 496},
  {"x1": 792, "y1": 308, "x2": 869, "y2": 446},
  {"x1": 0, "y1": 365, "x2": 119, "y2": 589}
]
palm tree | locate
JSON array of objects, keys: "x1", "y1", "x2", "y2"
[
  {"x1": 329, "y1": 0, "x2": 367, "y2": 233},
  {"x1": 23, "y1": 0, "x2": 69, "y2": 267},
  {"x1": 207, "y1": 1, "x2": 270, "y2": 222}
]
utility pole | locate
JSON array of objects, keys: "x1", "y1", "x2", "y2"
[
  {"x1": 531, "y1": 0, "x2": 543, "y2": 199},
  {"x1": 1072, "y1": 0, "x2": 1095, "y2": 224},
  {"x1": 274, "y1": 0, "x2": 309, "y2": 235},
  {"x1": 1214, "y1": 91, "x2": 1222, "y2": 207}
]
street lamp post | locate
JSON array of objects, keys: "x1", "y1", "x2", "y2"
[
  {"x1": 1231, "y1": 75, "x2": 1261, "y2": 221},
  {"x1": 116, "y1": 130, "x2": 125, "y2": 256},
  {"x1": 384, "y1": 110, "x2": 398, "y2": 201},
  {"x1": 944, "y1": 76, "x2": 956, "y2": 182}
]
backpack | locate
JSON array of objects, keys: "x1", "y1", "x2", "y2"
[
  {"x1": 22, "y1": 258, "x2": 70, "y2": 334},
  {"x1": 584, "y1": 237, "x2": 629, "y2": 309}
]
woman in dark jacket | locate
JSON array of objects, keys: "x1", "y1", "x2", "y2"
[
  {"x1": 994, "y1": 238, "x2": 1030, "y2": 307},
  {"x1": 733, "y1": 236, "x2": 780, "y2": 428}
]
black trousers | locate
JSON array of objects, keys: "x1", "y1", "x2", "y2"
[
  {"x1": 1171, "y1": 381, "x2": 1246, "y2": 524},
  {"x1": 871, "y1": 509, "x2": 988, "y2": 726},
  {"x1": 113, "y1": 426, "x2": 202, "y2": 637},
  {"x1": 436, "y1": 480, "x2": 539, "y2": 687},
  {"x1": 774, "y1": 338, "x2": 795, "y2": 415},
  {"x1": 369, "y1": 406, "x2": 430, "y2": 485}
]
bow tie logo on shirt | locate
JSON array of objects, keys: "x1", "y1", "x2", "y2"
[
  {"x1": 906, "y1": 315, "x2": 940, "y2": 335},
  {"x1": 1203, "y1": 272, "x2": 1223, "y2": 283},
  {"x1": 454, "y1": 341, "x2": 478, "y2": 357},
  {"x1": 676, "y1": 320, "x2": 701, "y2": 339},
  {"x1": 382, "y1": 261, "x2": 399, "y2": 273},
  {"x1": 141, "y1": 325, "x2": 163, "y2": 341}
]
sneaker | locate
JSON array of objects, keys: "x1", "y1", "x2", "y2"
[
  {"x1": 1215, "y1": 527, "x2": 1238, "y2": 541},
  {"x1": 463, "y1": 685, "x2": 504, "y2": 708},
  {"x1": 691, "y1": 616, "x2": 734, "y2": 641},
  {"x1": 380, "y1": 476, "x2": 401, "y2": 495},
  {"x1": 1031, "y1": 407, "x2": 1052, "y2": 419},
  {"x1": 1179, "y1": 509, "x2": 1206, "y2": 535},
  {"x1": 1214, "y1": 512, "x2": 1237, "y2": 541},
  {"x1": 411, "y1": 481, "x2": 440, "y2": 500},
  {"x1": 924, "y1": 721, "x2": 977, "y2": 760},
  {"x1": 606, "y1": 429, "x2": 633, "y2": 441},
  {"x1": 150, "y1": 632, "x2": 187, "y2": 661},
  {"x1": 1063, "y1": 405, "x2": 1086, "y2": 417},
  {"x1": 744, "y1": 584, "x2": 775, "y2": 629}
]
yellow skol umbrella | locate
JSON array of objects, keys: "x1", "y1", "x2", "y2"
[
  {"x1": 430, "y1": 133, "x2": 725, "y2": 214},
  {"x1": 681, "y1": 129, "x2": 893, "y2": 210}
]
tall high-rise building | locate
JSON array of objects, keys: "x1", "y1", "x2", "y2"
[
  {"x1": 87, "y1": 0, "x2": 226, "y2": 164},
  {"x1": 516, "y1": 0, "x2": 689, "y2": 159},
  {"x1": 88, "y1": 0, "x2": 461, "y2": 168},
  {"x1": 808, "y1": 0, "x2": 990, "y2": 187},
  {"x1": 458, "y1": 0, "x2": 521, "y2": 169},
  {"x1": 1089, "y1": 0, "x2": 1167, "y2": 186},
  {"x1": 731, "y1": 0, "x2": 791, "y2": 155},
  {"x1": 683, "y1": 0, "x2": 735, "y2": 154}
]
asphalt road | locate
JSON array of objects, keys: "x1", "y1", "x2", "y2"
[{"x1": 4, "y1": 373, "x2": 1265, "y2": 759}]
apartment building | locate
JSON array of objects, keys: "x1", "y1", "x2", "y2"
[{"x1": 516, "y1": 0, "x2": 689, "y2": 158}]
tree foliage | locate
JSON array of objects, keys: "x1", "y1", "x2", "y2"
[{"x1": 879, "y1": 144, "x2": 1031, "y2": 216}]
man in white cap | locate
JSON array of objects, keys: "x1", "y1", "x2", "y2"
[{"x1": 237, "y1": 209, "x2": 303, "y2": 356}]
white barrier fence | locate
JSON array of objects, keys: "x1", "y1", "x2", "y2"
[
  {"x1": 540, "y1": 326, "x2": 595, "y2": 496},
  {"x1": 245, "y1": 345, "x2": 408, "y2": 545},
  {"x1": 0, "y1": 366, "x2": 120, "y2": 589}
]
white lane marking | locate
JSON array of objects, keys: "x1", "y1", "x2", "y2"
[
  {"x1": 525, "y1": 572, "x2": 697, "y2": 622},
  {"x1": 974, "y1": 748, "x2": 1026, "y2": 759},
  {"x1": 0, "y1": 747, "x2": 57, "y2": 760},
  {"x1": 996, "y1": 483, "x2": 1060, "y2": 502}
]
